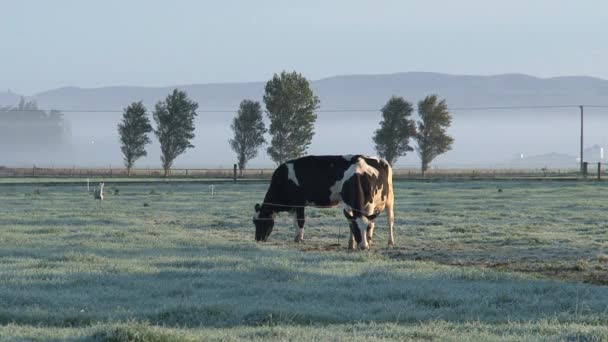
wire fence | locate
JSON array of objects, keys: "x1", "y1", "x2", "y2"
[{"x1": 1, "y1": 164, "x2": 602, "y2": 180}]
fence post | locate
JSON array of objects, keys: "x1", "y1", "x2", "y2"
[
  {"x1": 233, "y1": 164, "x2": 237, "y2": 183},
  {"x1": 598, "y1": 162, "x2": 601, "y2": 181},
  {"x1": 583, "y1": 162, "x2": 588, "y2": 178}
]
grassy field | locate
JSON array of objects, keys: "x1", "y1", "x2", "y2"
[{"x1": 0, "y1": 180, "x2": 607, "y2": 341}]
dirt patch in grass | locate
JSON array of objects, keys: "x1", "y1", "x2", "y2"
[{"x1": 384, "y1": 246, "x2": 608, "y2": 286}]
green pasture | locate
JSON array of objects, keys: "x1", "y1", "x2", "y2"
[{"x1": 0, "y1": 180, "x2": 607, "y2": 341}]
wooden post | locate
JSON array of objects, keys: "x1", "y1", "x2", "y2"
[
  {"x1": 580, "y1": 105, "x2": 584, "y2": 175},
  {"x1": 583, "y1": 162, "x2": 588, "y2": 178},
  {"x1": 233, "y1": 164, "x2": 237, "y2": 183},
  {"x1": 598, "y1": 162, "x2": 601, "y2": 181}
]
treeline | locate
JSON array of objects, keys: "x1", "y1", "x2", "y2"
[
  {"x1": 0, "y1": 98, "x2": 68, "y2": 147},
  {"x1": 118, "y1": 70, "x2": 453, "y2": 176}
]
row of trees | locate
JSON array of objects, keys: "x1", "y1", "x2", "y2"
[
  {"x1": 229, "y1": 71, "x2": 453, "y2": 176},
  {"x1": 118, "y1": 70, "x2": 453, "y2": 176},
  {"x1": 118, "y1": 90, "x2": 197, "y2": 176},
  {"x1": 229, "y1": 71, "x2": 319, "y2": 175},
  {"x1": 373, "y1": 95, "x2": 453, "y2": 176}
]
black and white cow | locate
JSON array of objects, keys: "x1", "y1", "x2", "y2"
[{"x1": 253, "y1": 155, "x2": 395, "y2": 250}]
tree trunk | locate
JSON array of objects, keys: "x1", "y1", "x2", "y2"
[
  {"x1": 421, "y1": 159, "x2": 428, "y2": 177},
  {"x1": 127, "y1": 167, "x2": 131, "y2": 177},
  {"x1": 164, "y1": 168, "x2": 169, "y2": 178}
]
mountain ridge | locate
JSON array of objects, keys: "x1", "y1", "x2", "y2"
[{"x1": 1, "y1": 71, "x2": 606, "y2": 112}]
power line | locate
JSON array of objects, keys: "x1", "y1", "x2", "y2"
[{"x1": 2, "y1": 104, "x2": 608, "y2": 113}]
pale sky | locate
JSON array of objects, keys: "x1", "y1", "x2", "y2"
[{"x1": 2, "y1": 0, "x2": 607, "y2": 95}]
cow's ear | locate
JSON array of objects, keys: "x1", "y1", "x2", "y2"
[{"x1": 255, "y1": 203, "x2": 261, "y2": 212}]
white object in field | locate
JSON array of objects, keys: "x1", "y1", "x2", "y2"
[
  {"x1": 93, "y1": 182, "x2": 104, "y2": 201},
  {"x1": 209, "y1": 184, "x2": 215, "y2": 197},
  {"x1": 601, "y1": 147, "x2": 604, "y2": 160}
]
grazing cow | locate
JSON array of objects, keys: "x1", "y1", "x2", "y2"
[{"x1": 253, "y1": 155, "x2": 395, "y2": 250}]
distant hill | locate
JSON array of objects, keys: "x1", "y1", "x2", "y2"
[{"x1": 1, "y1": 72, "x2": 607, "y2": 112}]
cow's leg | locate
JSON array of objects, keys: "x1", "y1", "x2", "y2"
[
  {"x1": 348, "y1": 220, "x2": 357, "y2": 250},
  {"x1": 344, "y1": 210, "x2": 357, "y2": 250},
  {"x1": 367, "y1": 220, "x2": 375, "y2": 247},
  {"x1": 294, "y1": 207, "x2": 305, "y2": 243},
  {"x1": 387, "y1": 193, "x2": 395, "y2": 247},
  {"x1": 348, "y1": 233, "x2": 356, "y2": 250}
]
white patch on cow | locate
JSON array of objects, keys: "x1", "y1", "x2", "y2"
[
  {"x1": 329, "y1": 180, "x2": 343, "y2": 203},
  {"x1": 330, "y1": 157, "x2": 381, "y2": 206},
  {"x1": 253, "y1": 211, "x2": 260, "y2": 220},
  {"x1": 329, "y1": 163, "x2": 355, "y2": 202},
  {"x1": 356, "y1": 159, "x2": 379, "y2": 178},
  {"x1": 359, "y1": 183, "x2": 388, "y2": 216},
  {"x1": 342, "y1": 204, "x2": 354, "y2": 217},
  {"x1": 356, "y1": 217, "x2": 370, "y2": 250},
  {"x1": 342, "y1": 154, "x2": 353, "y2": 161},
  {"x1": 286, "y1": 163, "x2": 300, "y2": 187}
]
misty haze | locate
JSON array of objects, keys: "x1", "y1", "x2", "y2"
[{"x1": 2, "y1": 73, "x2": 607, "y2": 170}]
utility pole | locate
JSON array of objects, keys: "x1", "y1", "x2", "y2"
[{"x1": 580, "y1": 105, "x2": 584, "y2": 174}]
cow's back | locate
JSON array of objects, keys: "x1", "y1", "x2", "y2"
[{"x1": 286, "y1": 155, "x2": 354, "y2": 206}]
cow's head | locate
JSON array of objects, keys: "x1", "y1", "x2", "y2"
[
  {"x1": 345, "y1": 210, "x2": 377, "y2": 250},
  {"x1": 253, "y1": 203, "x2": 274, "y2": 241}
]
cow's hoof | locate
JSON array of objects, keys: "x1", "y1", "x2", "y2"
[
  {"x1": 348, "y1": 240, "x2": 356, "y2": 250},
  {"x1": 294, "y1": 236, "x2": 304, "y2": 243},
  {"x1": 387, "y1": 241, "x2": 396, "y2": 248}
]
